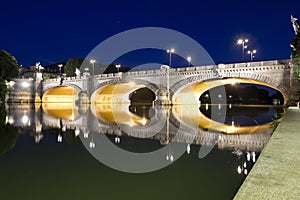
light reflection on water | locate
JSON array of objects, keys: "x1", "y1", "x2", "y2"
[{"x1": 0, "y1": 103, "x2": 284, "y2": 199}]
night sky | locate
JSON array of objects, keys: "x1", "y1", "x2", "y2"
[{"x1": 1, "y1": 0, "x2": 300, "y2": 67}]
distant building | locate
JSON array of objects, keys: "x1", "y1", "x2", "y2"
[{"x1": 18, "y1": 62, "x2": 66, "y2": 79}]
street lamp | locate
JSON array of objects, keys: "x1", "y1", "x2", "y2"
[
  {"x1": 90, "y1": 59, "x2": 96, "y2": 77},
  {"x1": 58, "y1": 64, "x2": 63, "y2": 77},
  {"x1": 247, "y1": 50, "x2": 257, "y2": 62},
  {"x1": 115, "y1": 64, "x2": 121, "y2": 73},
  {"x1": 166, "y1": 48, "x2": 175, "y2": 67},
  {"x1": 237, "y1": 39, "x2": 248, "y2": 61},
  {"x1": 187, "y1": 56, "x2": 191, "y2": 67}
]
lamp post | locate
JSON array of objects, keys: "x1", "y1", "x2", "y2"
[
  {"x1": 116, "y1": 64, "x2": 121, "y2": 73},
  {"x1": 247, "y1": 50, "x2": 257, "y2": 62},
  {"x1": 166, "y1": 49, "x2": 175, "y2": 104},
  {"x1": 237, "y1": 39, "x2": 248, "y2": 61},
  {"x1": 58, "y1": 64, "x2": 63, "y2": 77},
  {"x1": 166, "y1": 48, "x2": 175, "y2": 67},
  {"x1": 90, "y1": 59, "x2": 96, "y2": 77},
  {"x1": 187, "y1": 56, "x2": 191, "y2": 67}
]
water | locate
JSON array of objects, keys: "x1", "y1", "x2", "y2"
[{"x1": 0, "y1": 103, "x2": 284, "y2": 200}]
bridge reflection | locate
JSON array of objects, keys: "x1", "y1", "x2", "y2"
[
  {"x1": 42, "y1": 103, "x2": 80, "y2": 120},
  {"x1": 5, "y1": 102, "x2": 283, "y2": 152},
  {"x1": 172, "y1": 104, "x2": 282, "y2": 134},
  {"x1": 91, "y1": 104, "x2": 149, "y2": 126}
]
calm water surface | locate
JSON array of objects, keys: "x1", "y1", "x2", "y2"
[{"x1": 0, "y1": 103, "x2": 284, "y2": 200}]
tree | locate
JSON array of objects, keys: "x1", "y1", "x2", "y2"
[
  {"x1": 291, "y1": 34, "x2": 300, "y2": 80},
  {"x1": 64, "y1": 58, "x2": 84, "y2": 77},
  {"x1": 0, "y1": 50, "x2": 19, "y2": 81},
  {"x1": 0, "y1": 50, "x2": 19, "y2": 101}
]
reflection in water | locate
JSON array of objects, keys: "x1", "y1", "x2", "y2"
[
  {"x1": 3, "y1": 102, "x2": 282, "y2": 153},
  {"x1": 200, "y1": 104, "x2": 284, "y2": 126},
  {"x1": 91, "y1": 104, "x2": 149, "y2": 126},
  {"x1": 129, "y1": 105, "x2": 151, "y2": 120},
  {"x1": 0, "y1": 105, "x2": 19, "y2": 155},
  {"x1": 0, "y1": 102, "x2": 282, "y2": 199},
  {"x1": 172, "y1": 104, "x2": 282, "y2": 134},
  {"x1": 42, "y1": 103, "x2": 80, "y2": 120}
]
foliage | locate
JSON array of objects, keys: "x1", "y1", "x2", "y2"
[
  {"x1": 103, "y1": 64, "x2": 131, "y2": 73},
  {"x1": 64, "y1": 58, "x2": 84, "y2": 77},
  {"x1": 0, "y1": 50, "x2": 19, "y2": 80},
  {"x1": 0, "y1": 81, "x2": 7, "y2": 101},
  {"x1": 291, "y1": 33, "x2": 300, "y2": 56},
  {"x1": 270, "y1": 111, "x2": 285, "y2": 130},
  {"x1": 0, "y1": 50, "x2": 19, "y2": 101},
  {"x1": 296, "y1": 66, "x2": 300, "y2": 80},
  {"x1": 291, "y1": 34, "x2": 300, "y2": 80},
  {"x1": 43, "y1": 72, "x2": 60, "y2": 80}
]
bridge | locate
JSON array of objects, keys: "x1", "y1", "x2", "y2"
[{"x1": 6, "y1": 59, "x2": 300, "y2": 106}]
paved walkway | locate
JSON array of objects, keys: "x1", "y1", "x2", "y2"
[{"x1": 234, "y1": 107, "x2": 300, "y2": 200}]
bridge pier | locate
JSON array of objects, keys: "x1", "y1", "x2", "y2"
[{"x1": 154, "y1": 89, "x2": 172, "y2": 105}]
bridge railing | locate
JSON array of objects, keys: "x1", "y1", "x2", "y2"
[
  {"x1": 216, "y1": 59, "x2": 291, "y2": 69},
  {"x1": 43, "y1": 59, "x2": 292, "y2": 82}
]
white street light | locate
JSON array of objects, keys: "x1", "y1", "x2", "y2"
[
  {"x1": 166, "y1": 48, "x2": 175, "y2": 67},
  {"x1": 90, "y1": 59, "x2": 96, "y2": 77},
  {"x1": 187, "y1": 56, "x2": 191, "y2": 67},
  {"x1": 22, "y1": 115, "x2": 29, "y2": 124},
  {"x1": 237, "y1": 166, "x2": 242, "y2": 174},
  {"x1": 75, "y1": 128, "x2": 80, "y2": 136},
  {"x1": 57, "y1": 134, "x2": 63, "y2": 143},
  {"x1": 237, "y1": 38, "x2": 248, "y2": 61},
  {"x1": 21, "y1": 81, "x2": 30, "y2": 88},
  {"x1": 247, "y1": 50, "x2": 257, "y2": 62},
  {"x1": 115, "y1": 64, "x2": 121, "y2": 73},
  {"x1": 8, "y1": 81, "x2": 15, "y2": 88},
  {"x1": 58, "y1": 64, "x2": 63, "y2": 76},
  {"x1": 89, "y1": 141, "x2": 96, "y2": 149},
  {"x1": 187, "y1": 144, "x2": 191, "y2": 154}
]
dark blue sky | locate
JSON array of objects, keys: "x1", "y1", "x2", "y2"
[{"x1": 1, "y1": 0, "x2": 300, "y2": 67}]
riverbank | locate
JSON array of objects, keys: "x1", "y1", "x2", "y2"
[{"x1": 234, "y1": 107, "x2": 300, "y2": 199}]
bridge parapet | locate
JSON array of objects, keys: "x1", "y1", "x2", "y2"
[{"x1": 217, "y1": 60, "x2": 290, "y2": 69}]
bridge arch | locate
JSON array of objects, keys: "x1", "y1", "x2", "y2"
[
  {"x1": 171, "y1": 74, "x2": 288, "y2": 105},
  {"x1": 92, "y1": 80, "x2": 159, "y2": 104},
  {"x1": 42, "y1": 83, "x2": 83, "y2": 103},
  {"x1": 43, "y1": 82, "x2": 84, "y2": 93}
]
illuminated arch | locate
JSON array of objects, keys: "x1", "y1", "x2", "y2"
[
  {"x1": 42, "y1": 86, "x2": 80, "y2": 103},
  {"x1": 91, "y1": 81, "x2": 158, "y2": 104},
  {"x1": 172, "y1": 78, "x2": 287, "y2": 105}
]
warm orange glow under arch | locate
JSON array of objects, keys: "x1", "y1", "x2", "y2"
[
  {"x1": 42, "y1": 86, "x2": 79, "y2": 103},
  {"x1": 91, "y1": 82, "x2": 148, "y2": 104},
  {"x1": 172, "y1": 78, "x2": 285, "y2": 105}
]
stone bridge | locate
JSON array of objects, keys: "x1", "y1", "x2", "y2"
[{"x1": 7, "y1": 59, "x2": 300, "y2": 106}]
